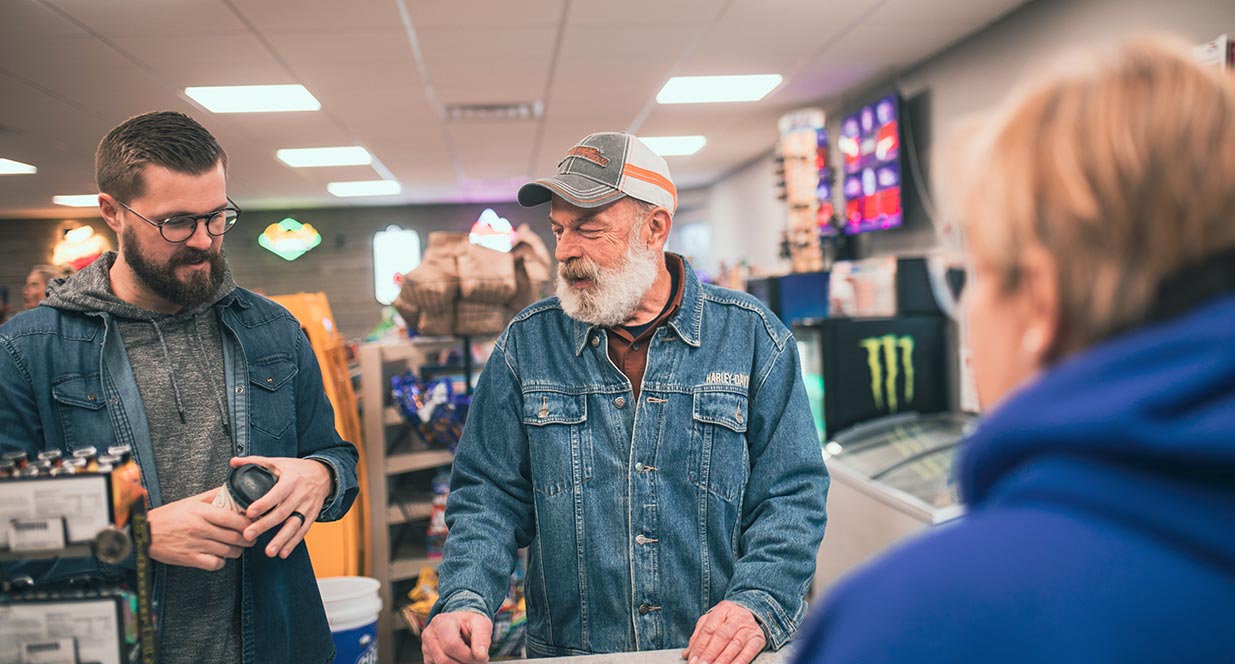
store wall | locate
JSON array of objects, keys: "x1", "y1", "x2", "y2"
[
  {"x1": 703, "y1": 0, "x2": 1235, "y2": 270},
  {"x1": 0, "y1": 203, "x2": 551, "y2": 340},
  {"x1": 705, "y1": 156, "x2": 788, "y2": 276}
]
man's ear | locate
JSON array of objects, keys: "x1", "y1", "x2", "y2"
[
  {"x1": 644, "y1": 206, "x2": 673, "y2": 250},
  {"x1": 98, "y1": 193, "x2": 123, "y2": 235}
]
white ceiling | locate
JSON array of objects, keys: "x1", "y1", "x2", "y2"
[{"x1": 0, "y1": 0, "x2": 1028, "y2": 219}]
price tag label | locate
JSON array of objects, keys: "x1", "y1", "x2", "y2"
[
  {"x1": 21, "y1": 637, "x2": 78, "y2": 664},
  {"x1": 9, "y1": 517, "x2": 67, "y2": 552}
]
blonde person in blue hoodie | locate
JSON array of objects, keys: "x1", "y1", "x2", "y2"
[{"x1": 794, "y1": 36, "x2": 1235, "y2": 663}]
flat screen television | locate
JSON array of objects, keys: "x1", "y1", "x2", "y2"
[{"x1": 839, "y1": 93, "x2": 903, "y2": 235}]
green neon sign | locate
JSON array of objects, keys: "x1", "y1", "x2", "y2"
[{"x1": 258, "y1": 217, "x2": 322, "y2": 261}]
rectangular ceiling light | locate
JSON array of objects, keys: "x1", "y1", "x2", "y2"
[
  {"x1": 277, "y1": 146, "x2": 373, "y2": 168},
  {"x1": 185, "y1": 84, "x2": 321, "y2": 113},
  {"x1": 327, "y1": 180, "x2": 402, "y2": 197},
  {"x1": 641, "y1": 135, "x2": 707, "y2": 157},
  {"x1": 0, "y1": 158, "x2": 37, "y2": 175},
  {"x1": 656, "y1": 74, "x2": 783, "y2": 104},
  {"x1": 53, "y1": 194, "x2": 100, "y2": 207}
]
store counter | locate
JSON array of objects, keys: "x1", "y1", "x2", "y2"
[{"x1": 516, "y1": 648, "x2": 794, "y2": 664}]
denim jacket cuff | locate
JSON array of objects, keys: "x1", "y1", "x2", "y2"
[
  {"x1": 435, "y1": 590, "x2": 491, "y2": 619},
  {"x1": 305, "y1": 454, "x2": 343, "y2": 521},
  {"x1": 727, "y1": 589, "x2": 800, "y2": 650}
]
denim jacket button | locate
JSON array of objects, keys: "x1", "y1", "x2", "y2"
[
  {"x1": 635, "y1": 534, "x2": 648, "y2": 545},
  {"x1": 639, "y1": 603, "x2": 651, "y2": 615},
  {"x1": 614, "y1": 396, "x2": 626, "y2": 409},
  {"x1": 591, "y1": 336, "x2": 600, "y2": 347},
  {"x1": 635, "y1": 462, "x2": 645, "y2": 472}
]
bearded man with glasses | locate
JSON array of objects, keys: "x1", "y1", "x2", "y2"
[{"x1": 0, "y1": 111, "x2": 359, "y2": 664}]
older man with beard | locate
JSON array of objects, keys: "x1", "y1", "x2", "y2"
[
  {"x1": 424, "y1": 133, "x2": 828, "y2": 664},
  {"x1": 0, "y1": 111, "x2": 359, "y2": 664}
]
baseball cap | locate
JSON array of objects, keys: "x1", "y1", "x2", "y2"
[{"x1": 518, "y1": 132, "x2": 677, "y2": 214}]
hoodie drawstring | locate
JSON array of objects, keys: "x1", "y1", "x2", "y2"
[
  {"x1": 150, "y1": 319, "x2": 187, "y2": 424},
  {"x1": 193, "y1": 313, "x2": 232, "y2": 436}
]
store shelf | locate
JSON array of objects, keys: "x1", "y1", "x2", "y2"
[
  {"x1": 387, "y1": 499, "x2": 434, "y2": 525},
  {"x1": 386, "y1": 449, "x2": 453, "y2": 476},
  {"x1": 385, "y1": 406, "x2": 406, "y2": 427},
  {"x1": 390, "y1": 535, "x2": 439, "y2": 582},
  {"x1": 358, "y1": 337, "x2": 484, "y2": 664}
]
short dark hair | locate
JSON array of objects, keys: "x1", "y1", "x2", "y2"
[{"x1": 95, "y1": 111, "x2": 228, "y2": 203}]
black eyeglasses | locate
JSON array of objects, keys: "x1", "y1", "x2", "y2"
[{"x1": 117, "y1": 197, "x2": 241, "y2": 243}]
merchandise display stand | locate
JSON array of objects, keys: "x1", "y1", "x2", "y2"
[
  {"x1": 0, "y1": 460, "x2": 156, "y2": 664},
  {"x1": 358, "y1": 335, "x2": 488, "y2": 664}
]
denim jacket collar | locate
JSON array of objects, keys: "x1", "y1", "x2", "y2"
[
  {"x1": 571, "y1": 253, "x2": 704, "y2": 356},
  {"x1": 217, "y1": 289, "x2": 254, "y2": 311}
]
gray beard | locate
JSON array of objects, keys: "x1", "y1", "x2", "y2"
[{"x1": 556, "y1": 243, "x2": 660, "y2": 327}]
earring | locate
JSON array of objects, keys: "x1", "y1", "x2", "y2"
[{"x1": 1022, "y1": 328, "x2": 1045, "y2": 356}]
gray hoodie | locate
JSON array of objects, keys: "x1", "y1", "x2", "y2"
[{"x1": 45, "y1": 251, "x2": 243, "y2": 663}]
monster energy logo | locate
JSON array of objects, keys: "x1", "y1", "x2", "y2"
[{"x1": 859, "y1": 335, "x2": 915, "y2": 413}]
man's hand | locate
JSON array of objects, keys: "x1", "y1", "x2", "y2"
[
  {"x1": 231, "y1": 456, "x2": 333, "y2": 558},
  {"x1": 148, "y1": 488, "x2": 252, "y2": 571},
  {"x1": 421, "y1": 611, "x2": 492, "y2": 664},
  {"x1": 682, "y1": 600, "x2": 767, "y2": 664}
]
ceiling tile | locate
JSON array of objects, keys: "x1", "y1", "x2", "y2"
[
  {"x1": 296, "y1": 62, "x2": 422, "y2": 96},
  {"x1": 409, "y1": 0, "x2": 565, "y2": 28},
  {"x1": 430, "y1": 62, "x2": 549, "y2": 102},
  {"x1": 558, "y1": 25, "x2": 694, "y2": 63},
  {"x1": 683, "y1": 0, "x2": 883, "y2": 75},
  {"x1": 867, "y1": 0, "x2": 1027, "y2": 26},
  {"x1": 231, "y1": 0, "x2": 405, "y2": 32},
  {"x1": 325, "y1": 91, "x2": 439, "y2": 142},
  {"x1": 44, "y1": 0, "x2": 249, "y2": 36},
  {"x1": 0, "y1": 1, "x2": 89, "y2": 39},
  {"x1": 569, "y1": 0, "x2": 726, "y2": 26},
  {"x1": 418, "y1": 26, "x2": 559, "y2": 61},
  {"x1": 111, "y1": 34, "x2": 287, "y2": 88},
  {"x1": 265, "y1": 29, "x2": 413, "y2": 66},
  {"x1": 447, "y1": 123, "x2": 537, "y2": 181}
]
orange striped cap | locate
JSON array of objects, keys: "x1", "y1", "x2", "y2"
[{"x1": 518, "y1": 132, "x2": 676, "y2": 214}]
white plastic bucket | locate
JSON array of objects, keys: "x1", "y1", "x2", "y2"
[{"x1": 319, "y1": 576, "x2": 382, "y2": 663}]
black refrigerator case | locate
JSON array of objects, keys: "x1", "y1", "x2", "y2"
[{"x1": 820, "y1": 315, "x2": 948, "y2": 438}]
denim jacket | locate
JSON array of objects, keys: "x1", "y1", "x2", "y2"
[
  {"x1": 434, "y1": 256, "x2": 828, "y2": 656},
  {"x1": 0, "y1": 288, "x2": 359, "y2": 664}
]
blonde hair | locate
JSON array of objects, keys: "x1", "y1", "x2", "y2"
[
  {"x1": 29, "y1": 264, "x2": 76, "y2": 283},
  {"x1": 949, "y1": 36, "x2": 1235, "y2": 355}
]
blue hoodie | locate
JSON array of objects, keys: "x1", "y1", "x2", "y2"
[{"x1": 794, "y1": 295, "x2": 1235, "y2": 663}]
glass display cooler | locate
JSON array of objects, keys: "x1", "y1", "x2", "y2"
[{"x1": 813, "y1": 411, "x2": 975, "y2": 596}]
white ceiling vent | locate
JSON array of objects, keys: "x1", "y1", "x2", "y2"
[{"x1": 445, "y1": 102, "x2": 543, "y2": 122}]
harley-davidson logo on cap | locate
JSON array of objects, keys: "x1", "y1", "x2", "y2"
[{"x1": 518, "y1": 132, "x2": 677, "y2": 214}]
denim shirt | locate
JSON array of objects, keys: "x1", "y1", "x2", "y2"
[
  {"x1": 0, "y1": 288, "x2": 359, "y2": 664},
  {"x1": 434, "y1": 256, "x2": 828, "y2": 656}
]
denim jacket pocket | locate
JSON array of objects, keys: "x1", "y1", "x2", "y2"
[
  {"x1": 52, "y1": 373, "x2": 113, "y2": 451},
  {"x1": 689, "y1": 388, "x2": 750, "y2": 501},
  {"x1": 522, "y1": 390, "x2": 592, "y2": 496},
  {"x1": 248, "y1": 354, "x2": 298, "y2": 441}
]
